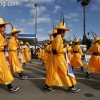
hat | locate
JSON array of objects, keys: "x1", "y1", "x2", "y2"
[
  {"x1": 0, "y1": 18, "x2": 9, "y2": 26},
  {"x1": 20, "y1": 41, "x2": 23, "y2": 45},
  {"x1": 50, "y1": 37, "x2": 53, "y2": 41},
  {"x1": 94, "y1": 36, "x2": 100, "y2": 42},
  {"x1": 10, "y1": 28, "x2": 21, "y2": 35},
  {"x1": 90, "y1": 31, "x2": 100, "y2": 42},
  {"x1": 26, "y1": 42, "x2": 29, "y2": 45},
  {"x1": 56, "y1": 22, "x2": 70, "y2": 31},
  {"x1": 69, "y1": 41, "x2": 72, "y2": 45},
  {"x1": 50, "y1": 28, "x2": 57, "y2": 36},
  {"x1": 74, "y1": 38, "x2": 79, "y2": 43},
  {"x1": 55, "y1": 13, "x2": 70, "y2": 31}
]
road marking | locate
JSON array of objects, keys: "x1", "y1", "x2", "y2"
[{"x1": 26, "y1": 77, "x2": 87, "y2": 80}]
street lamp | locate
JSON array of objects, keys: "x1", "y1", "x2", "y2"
[{"x1": 34, "y1": 3, "x2": 37, "y2": 50}]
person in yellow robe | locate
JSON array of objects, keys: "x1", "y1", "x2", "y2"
[
  {"x1": 45, "y1": 38, "x2": 53, "y2": 70},
  {"x1": 67, "y1": 41, "x2": 73, "y2": 62},
  {"x1": 19, "y1": 41, "x2": 26, "y2": 66},
  {"x1": 0, "y1": 18, "x2": 19, "y2": 92},
  {"x1": 38, "y1": 45, "x2": 42, "y2": 59},
  {"x1": 85, "y1": 34, "x2": 100, "y2": 78},
  {"x1": 25, "y1": 42, "x2": 31, "y2": 63},
  {"x1": 8, "y1": 26, "x2": 28, "y2": 79},
  {"x1": 70, "y1": 38, "x2": 84, "y2": 71},
  {"x1": 44, "y1": 15, "x2": 80, "y2": 93}
]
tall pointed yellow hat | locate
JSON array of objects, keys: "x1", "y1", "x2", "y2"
[
  {"x1": 26, "y1": 42, "x2": 29, "y2": 45},
  {"x1": 20, "y1": 41, "x2": 23, "y2": 45},
  {"x1": 73, "y1": 34, "x2": 79, "y2": 42},
  {"x1": 10, "y1": 28, "x2": 21, "y2": 35},
  {"x1": 0, "y1": 18, "x2": 9, "y2": 25},
  {"x1": 50, "y1": 37, "x2": 53, "y2": 41},
  {"x1": 69, "y1": 41, "x2": 72, "y2": 45},
  {"x1": 55, "y1": 13, "x2": 70, "y2": 31},
  {"x1": 91, "y1": 31, "x2": 100, "y2": 42}
]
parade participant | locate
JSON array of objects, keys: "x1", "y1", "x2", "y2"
[
  {"x1": 19, "y1": 41, "x2": 26, "y2": 66},
  {"x1": 41, "y1": 45, "x2": 45, "y2": 65},
  {"x1": 67, "y1": 41, "x2": 73, "y2": 61},
  {"x1": 44, "y1": 14, "x2": 80, "y2": 93},
  {"x1": 85, "y1": 32, "x2": 100, "y2": 78},
  {"x1": 45, "y1": 37, "x2": 53, "y2": 70},
  {"x1": 8, "y1": 23, "x2": 28, "y2": 79},
  {"x1": 0, "y1": 18, "x2": 19, "y2": 92},
  {"x1": 38, "y1": 45, "x2": 42, "y2": 59},
  {"x1": 25, "y1": 42, "x2": 31, "y2": 63},
  {"x1": 70, "y1": 36, "x2": 84, "y2": 71}
]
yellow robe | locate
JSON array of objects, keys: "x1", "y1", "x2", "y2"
[
  {"x1": 38, "y1": 48, "x2": 42, "y2": 59},
  {"x1": 0, "y1": 34, "x2": 14, "y2": 84},
  {"x1": 45, "y1": 43, "x2": 52, "y2": 70},
  {"x1": 20, "y1": 46, "x2": 26, "y2": 64},
  {"x1": 25, "y1": 46, "x2": 31, "y2": 62},
  {"x1": 86, "y1": 43, "x2": 100, "y2": 74},
  {"x1": 70, "y1": 45, "x2": 84, "y2": 67},
  {"x1": 43, "y1": 45, "x2": 48, "y2": 64},
  {"x1": 46, "y1": 35, "x2": 76, "y2": 87},
  {"x1": 41, "y1": 48, "x2": 45, "y2": 61},
  {"x1": 8, "y1": 37, "x2": 24, "y2": 73},
  {"x1": 67, "y1": 46, "x2": 73, "y2": 61}
]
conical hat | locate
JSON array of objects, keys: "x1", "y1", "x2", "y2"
[
  {"x1": 20, "y1": 41, "x2": 23, "y2": 45},
  {"x1": 56, "y1": 22, "x2": 70, "y2": 31},
  {"x1": 69, "y1": 41, "x2": 72, "y2": 45},
  {"x1": 10, "y1": 28, "x2": 21, "y2": 34},
  {"x1": 74, "y1": 38, "x2": 79, "y2": 43},
  {"x1": 50, "y1": 37, "x2": 53, "y2": 41},
  {"x1": 26, "y1": 42, "x2": 29, "y2": 45},
  {"x1": 94, "y1": 36, "x2": 100, "y2": 42},
  {"x1": 0, "y1": 18, "x2": 9, "y2": 25},
  {"x1": 50, "y1": 28, "x2": 57, "y2": 36}
]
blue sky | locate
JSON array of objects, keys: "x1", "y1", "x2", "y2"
[{"x1": 0, "y1": 0, "x2": 100, "y2": 41}]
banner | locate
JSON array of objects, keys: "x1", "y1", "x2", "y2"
[
  {"x1": 84, "y1": 55, "x2": 91, "y2": 65},
  {"x1": 66, "y1": 54, "x2": 75, "y2": 78}
]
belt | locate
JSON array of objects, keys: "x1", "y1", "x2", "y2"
[
  {"x1": 0, "y1": 50, "x2": 4, "y2": 52},
  {"x1": 92, "y1": 52, "x2": 99, "y2": 56},
  {"x1": 73, "y1": 51, "x2": 79, "y2": 53},
  {"x1": 52, "y1": 50, "x2": 57, "y2": 55}
]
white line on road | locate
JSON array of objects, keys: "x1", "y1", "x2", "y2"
[{"x1": 26, "y1": 77, "x2": 87, "y2": 80}]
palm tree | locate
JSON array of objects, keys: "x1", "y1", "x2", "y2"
[{"x1": 77, "y1": 0, "x2": 91, "y2": 45}]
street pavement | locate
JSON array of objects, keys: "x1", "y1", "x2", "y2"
[{"x1": 0, "y1": 59, "x2": 100, "y2": 100}]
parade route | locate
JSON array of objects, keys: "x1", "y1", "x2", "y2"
[{"x1": 0, "y1": 59, "x2": 100, "y2": 100}]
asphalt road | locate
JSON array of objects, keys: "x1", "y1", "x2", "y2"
[{"x1": 0, "y1": 59, "x2": 100, "y2": 100}]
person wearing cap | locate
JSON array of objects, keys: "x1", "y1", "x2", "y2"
[
  {"x1": 25, "y1": 42, "x2": 31, "y2": 63},
  {"x1": 44, "y1": 15, "x2": 80, "y2": 93},
  {"x1": 85, "y1": 34, "x2": 100, "y2": 78},
  {"x1": 19, "y1": 41, "x2": 26, "y2": 66},
  {"x1": 70, "y1": 38, "x2": 84, "y2": 71},
  {"x1": 0, "y1": 18, "x2": 19, "y2": 92},
  {"x1": 67, "y1": 41, "x2": 73, "y2": 61},
  {"x1": 8, "y1": 27, "x2": 28, "y2": 79}
]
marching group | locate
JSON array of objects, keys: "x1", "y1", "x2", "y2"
[
  {"x1": 0, "y1": 14, "x2": 100, "y2": 94},
  {"x1": 0, "y1": 18, "x2": 31, "y2": 93},
  {"x1": 38, "y1": 15, "x2": 100, "y2": 93}
]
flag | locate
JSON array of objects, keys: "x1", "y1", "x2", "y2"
[{"x1": 66, "y1": 54, "x2": 75, "y2": 78}]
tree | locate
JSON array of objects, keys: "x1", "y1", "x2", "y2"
[{"x1": 77, "y1": 0, "x2": 91, "y2": 45}]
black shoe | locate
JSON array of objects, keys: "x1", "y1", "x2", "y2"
[
  {"x1": 23, "y1": 63, "x2": 25, "y2": 66},
  {"x1": 43, "y1": 87, "x2": 55, "y2": 92},
  {"x1": 9, "y1": 87, "x2": 19, "y2": 93},
  {"x1": 20, "y1": 76, "x2": 28, "y2": 80},
  {"x1": 30, "y1": 61, "x2": 32, "y2": 63},
  {"x1": 85, "y1": 75, "x2": 91, "y2": 79},
  {"x1": 68, "y1": 87, "x2": 80, "y2": 93}
]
